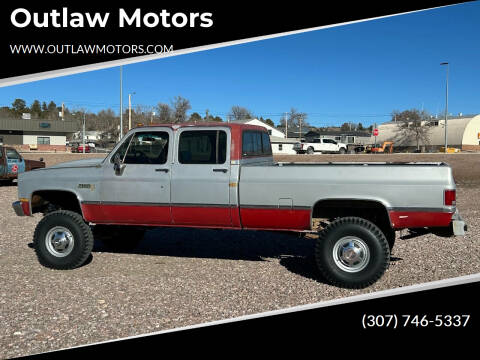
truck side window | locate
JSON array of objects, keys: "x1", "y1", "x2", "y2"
[
  {"x1": 123, "y1": 132, "x2": 169, "y2": 165},
  {"x1": 242, "y1": 131, "x2": 272, "y2": 157},
  {"x1": 111, "y1": 132, "x2": 169, "y2": 165},
  {"x1": 179, "y1": 130, "x2": 227, "y2": 164}
]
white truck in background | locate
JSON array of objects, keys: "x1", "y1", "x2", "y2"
[{"x1": 294, "y1": 138, "x2": 348, "y2": 154}]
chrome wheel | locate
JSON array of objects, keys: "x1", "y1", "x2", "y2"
[
  {"x1": 332, "y1": 236, "x2": 370, "y2": 273},
  {"x1": 45, "y1": 226, "x2": 75, "y2": 257}
]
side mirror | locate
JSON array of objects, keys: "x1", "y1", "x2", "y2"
[{"x1": 113, "y1": 153, "x2": 126, "y2": 176}]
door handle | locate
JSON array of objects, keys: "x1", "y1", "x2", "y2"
[
  {"x1": 213, "y1": 169, "x2": 228, "y2": 173},
  {"x1": 155, "y1": 168, "x2": 169, "y2": 173}
]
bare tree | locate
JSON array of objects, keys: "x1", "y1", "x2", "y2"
[
  {"x1": 229, "y1": 106, "x2": 253, "y2": 121},
  {"x1": 156, "y1": 103, "x2": 173, "y2": 123},
  {"x1": 172, "y1": 96, "x2": 191, "y2": 123},
  {"x1": 393, "y1": 109, "x2": 432, "y2": 150},
  {"x1": 279, "y1": 108, "x2": 308, "y2": 128}
]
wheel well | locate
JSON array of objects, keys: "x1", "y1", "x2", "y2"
[
  {"x1": 31, "y1": 190, "x2": 82, "y2": 216},
  {"x1": 312, "y1": 199, "x2": 392, "y2": 232}
]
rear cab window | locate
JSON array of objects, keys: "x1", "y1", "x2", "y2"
[{"x1": 242, "y1": 130, "x2": 272, "y2": 157}]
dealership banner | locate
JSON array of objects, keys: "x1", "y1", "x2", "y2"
[
  {"x1": 0, "y1": 1, "x2": 466, "y2": 80},
  {"x1": 26, "y1": 276, "x2": 479, "y2": 357}
]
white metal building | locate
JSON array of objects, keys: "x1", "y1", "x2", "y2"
[{"x1": 375, "y1": 114, "x2": 480, "y2": 151}]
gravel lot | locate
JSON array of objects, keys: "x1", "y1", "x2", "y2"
[{"x1": 1, "y1": 153, "x2": 479, "y2": 358}]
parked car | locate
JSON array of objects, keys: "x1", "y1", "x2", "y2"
[
  {"x1": 71, "y1": 144, "x2": 92, "y2": 153},
  {"x1": 0, "y1": 146, "x2": 45, "y2": 184},
  {"x1": 294, "y1": 138, "x2": 347, "y2": 154},
  {"x1": 12, "y1": 123, "x2": 466, "y2": 289}
]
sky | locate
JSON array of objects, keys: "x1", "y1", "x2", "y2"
[{"x1": 0, "y1": 2, "x2": 479, "y2": 128}]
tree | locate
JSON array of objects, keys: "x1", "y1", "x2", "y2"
[
  {"x1": 279, "y1": 108, "x2": 308, "y2": 128},
  {"x1": 393, "y1": 109, "x2": 432, "y2": 150},
  {"x1": 156, "y1": 103, "x2": 172, "y2": 123},
  {"x1": 264, "y1": 118, "x2": 274, "y2": 127},
  {"x1": 30, "y1": 100, "x2": 42, "y2": 118},
  {"x1": 189, "y1": 112, "x2": 203, "y2": 123},
  {"x1": 171, "y1": 96, "x2": 191, "y2": 123},
  {"x1": 12, "y1": 98, "x2": 27, "y2": 116},
  {"x1": 229, "y1": 106, "x2": 253, "y2": 121},
  {"x1": 213, "y1": 116, "x2": 223, "y2": 122},
  {"x1": 340, "y1": 122, "x2": 351, "y2": 131}
]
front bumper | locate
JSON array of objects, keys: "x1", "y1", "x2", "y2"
[
  {"x1": 12, "y1": 201, "x2": 27, "y2": 216},
  {"x1": 451, "y1": 209, "x2": 467, "y2": 236}
]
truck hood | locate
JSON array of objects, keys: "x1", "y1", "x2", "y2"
[{"x1": 47, "y1": 158, "x2": 105, "y2": 169}]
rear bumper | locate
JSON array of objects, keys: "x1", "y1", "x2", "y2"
[{"x1": 451, "y1": 209, "x2": 467, "y2": 236}]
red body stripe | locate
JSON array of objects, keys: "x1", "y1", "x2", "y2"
[
  {"x1": 389, "y1": 211, "x2": 453, "y2": 229},
  {"x1": 82, "y1": 204, "x2": 171, "y2": 225},
  {"x1": 82, "y1": 203, "x2": 453, "y2": 231},
  {"x1": 240, "y1": 208, "x2": 311, "y2": 230},
  {"x1": 82, "y1": 203, "x2": 311, "y2": 231},
  {"x1": 171, "y1": 206, "x2": 231, "y2": 226}
]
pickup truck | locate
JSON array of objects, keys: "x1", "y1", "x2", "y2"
[
  {"x1": 294, "y1": 138, "x2": 348, "y2": 154},
  {"x1": 1, "y1": 146, "x2": 45, "y2": 184},
  {"x1": 12, "y1": 123, "x2": 466, "y2": 289}
]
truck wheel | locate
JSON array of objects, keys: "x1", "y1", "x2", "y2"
[
  {"x1": 92, "y1": 225, "x2": 144, "y2": 251},
  {"x1": 307, "y1": 147, "x2": 314, "y2": 154},
  {"x1": 339, "y1": 148, "x2": 346, "y2": 154},
  {"x1": 33, "y1": 210, "x2": 93, "y2": 269},
  {"x1": 315, "y1": 217, "x2": 390, "y2": 289}
]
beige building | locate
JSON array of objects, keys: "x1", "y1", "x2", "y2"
[{"x1": 375, "y1": 114, "x2": 480, "y2": 151}]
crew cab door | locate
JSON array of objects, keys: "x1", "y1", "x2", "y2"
[
  {"x1": 170, "y1": 127, "x2": 231, "y2": 226},
  {"x1": 98, "y1": 129, "x2": 173, "y2": 225}
]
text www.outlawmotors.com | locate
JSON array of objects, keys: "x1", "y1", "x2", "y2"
[{"x1": 10, "y1": 44, "x2": 174, "y2": 55}]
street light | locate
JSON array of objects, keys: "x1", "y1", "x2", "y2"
[
  {"x1": 440, "y1": 62, "x2": 449, "y2": 152},
  {"x1": 128, "y1": 92, "x2": 136, "y2": 130}
]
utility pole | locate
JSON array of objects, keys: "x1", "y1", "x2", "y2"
[
  {"x1": 83, "y1": 112, "x2": 86, "y2": 154},
  {"x1": 440, "y1": 62, "x2": 449, "y2": 152},
  {"x1": 299, "y1": 116, "x2": 302, "y2": 142},
  {"x1": 285, "y1": 112, "x2": 288, "y2": 138},
  {"x1": 61, "y1": 103, "x2": 65, "y2": 121},
  {"x1": 119, "y1": 65, "x2": 123, "y2": 140},
  {"x1": 128, "y1": 93, "x2": 132, "y2": 130}
]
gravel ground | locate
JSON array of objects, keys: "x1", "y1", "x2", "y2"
[{"x1": 1, "y1": 153, "x2": 479, "y2": 358}]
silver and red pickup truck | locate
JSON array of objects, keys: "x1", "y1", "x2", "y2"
[{"x1": 12, "y1": 123, "x2": 466, "y2": 288}]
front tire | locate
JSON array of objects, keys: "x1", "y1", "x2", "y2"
[
  {"x1": 33, "y1": 210, "x2": 93, "y2": 269},
  {"x1": 315, "y1": 217, "x2": 390, "y2": 289}
]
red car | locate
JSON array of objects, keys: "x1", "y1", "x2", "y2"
[{"x1": 71, "y1": 144, "x2": 92, "y2": 153}]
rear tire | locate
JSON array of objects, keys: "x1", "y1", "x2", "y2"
[
  {"x1": 307, "y1": 147, "x2": 314, "y2": 154},
  {"x1": 33, "y1": 210, "x2": 93, "y2": 269},
  {"x1": 339, "y1": 148, "x2": 346, "y2": 154},
  {"x1": 315, "y1": 217, "x2": 390, "y2": 289}
]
